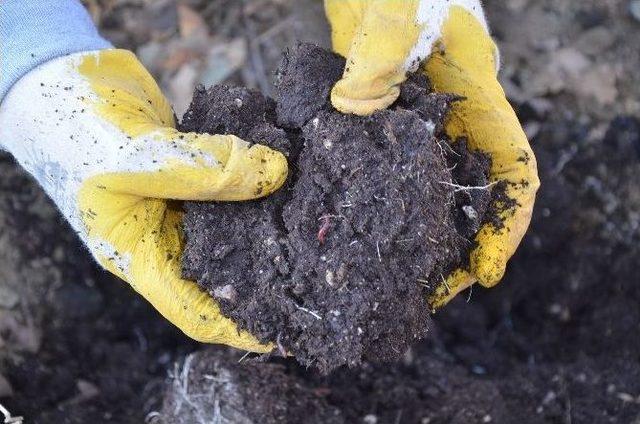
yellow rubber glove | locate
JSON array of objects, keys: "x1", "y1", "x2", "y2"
[
  {"x1": 325, "y1": 0, "x2": 540, "y2": 308},
  {"x1": 0, "y1": 49, "x2": 287, "y2": 351}
]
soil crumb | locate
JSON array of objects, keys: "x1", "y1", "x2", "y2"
[{"x1": 181, "y1": 43, "x2": 501, "y2": 373}]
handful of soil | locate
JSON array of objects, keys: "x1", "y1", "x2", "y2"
[{"x1": 181, "y1": 43, "x2": 501, "y2": 373}]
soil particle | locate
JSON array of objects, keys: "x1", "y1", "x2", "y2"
[
  {"x1": 273, "y1": 42, "x2": 345, "y2": 128},
  {"x1": 181, "y1": 43, "x2": 501, "y2": 373},
  {"x1": 179, "y1": 84, "x2": 291, "y2": 156}
]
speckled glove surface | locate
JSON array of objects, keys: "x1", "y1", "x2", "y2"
[
  {"x1": 325, "y1": 0, "x2": 540, "y2": 307},
  {"x1": 0, "y1": 49, "x2": 287, "y2": 351}
]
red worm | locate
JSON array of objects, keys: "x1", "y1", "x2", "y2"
[{"x1": 317, "y1": 215, "x2": 332, "y2": 244}]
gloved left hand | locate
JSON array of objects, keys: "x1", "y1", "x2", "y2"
[{"x1": 0, "y1": 49, "x2": 287, "y2": 351}]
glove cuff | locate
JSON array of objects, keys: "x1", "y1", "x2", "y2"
[{"x1": 0, "y1": 0, "x2": 112, "y2": 102}]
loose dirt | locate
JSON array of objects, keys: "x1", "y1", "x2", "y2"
[
  {"x1": 180, "y1": 43, "x2": 500, "y2": 372},
  {"x1": 161, "y1": 349, "x2": 344, "y2": 424}
]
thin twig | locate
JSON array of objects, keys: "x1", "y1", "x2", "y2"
[
  {"x1": 439, "y1": 181, "x2": 498, "y2": 192},
  {"x1": 394, "y1": 409, "x2": 404, "y2": 424},
  {"x1": 276, "y1": 333, "x2": 287, "y2": 357},
  {"x1": 0, "y1": 403, "x2": 23, "y2": 424},
  {"x1": 440, "y1": 274, "x2": 451, "y2": 294},
  {"x1": 435, "y1": 137, "x2": 460, "y2": 157},
  {"x1": 317, "y1": 214, "x2": 343, "y2": 220},
  {"x1": 237, "y1": 351, "x2": 251, "y2": 363},
  {"x1": 296, "y1": 305, "x2": 322, "y2": 320}
]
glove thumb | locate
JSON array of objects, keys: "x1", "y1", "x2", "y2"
[{"x1": 329, "y1": 0, "x2": 422, "y2": 116}]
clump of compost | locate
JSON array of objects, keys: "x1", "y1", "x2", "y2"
[{"x1": 181, "y1": 43, "x2": 501, "y2": 373}]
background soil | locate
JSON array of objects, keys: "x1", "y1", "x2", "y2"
[{"x1": 0, "y1": 0, "x2": 639, "y2": 423}]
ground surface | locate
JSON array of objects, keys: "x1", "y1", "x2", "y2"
[{"x1": 0, "y1": 0, "x2": 639, "y2": 422}]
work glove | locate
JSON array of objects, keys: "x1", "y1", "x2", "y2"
[
  {"x1": 0, "y1": 49, "x2": 287, "y2": 351},
  {"x1": 325, "y1": 0, "x2": 540, "y2": 307}
]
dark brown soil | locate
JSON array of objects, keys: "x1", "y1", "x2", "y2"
[
  {"x1": 0, "y1": 155, "x2": 198, "y2": 424},
  {"x1": 161, "y1": 115, "x2": 640, "y2": 424},
  {"x1": 161, "y1": 349, "x2": 344, "y2": 424},
  {"x1": 159, "y1": 345, "x2": 513, "y2": 424},
  {"x1": 180, "y1": 43, "x2": 498, "y2": 372}
]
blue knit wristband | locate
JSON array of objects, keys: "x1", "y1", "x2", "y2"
[{"x1": 0, "y1": 0, "x2": 113, "y2": 102}]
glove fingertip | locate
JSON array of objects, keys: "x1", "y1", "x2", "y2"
[
  {"x1": 246, "y1": 144, "x2": 289, "y2": 197},
  {"x1": 428, "y1": 269, "x2": 476, "y2": 310},
  {"x1": 330, "y1": 79, "x2": 399, "y2": 116},
  {"x1": 472, "y1": 249, "x2": 507, "y2": 288}
]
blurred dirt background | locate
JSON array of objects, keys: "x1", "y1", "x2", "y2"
[{"x1": 0, "y1": 0, "x2": 639, "y2": 423}]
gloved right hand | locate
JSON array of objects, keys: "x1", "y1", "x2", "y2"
[
  {"x1": 325, "y1": 0, "x2": 540, "y2": 307},
  {"x1": 0, "y1": 49, "x2": 287, "y2": 351}
]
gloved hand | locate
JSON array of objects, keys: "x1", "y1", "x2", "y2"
[
  {"x1": 0, "y1": 48, "x2": 286, "y2": 351},
  {"x1": 325, "y1": 0, "x2": 540, "y2": 307}
]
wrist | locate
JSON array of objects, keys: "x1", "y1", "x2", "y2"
[{"x1": 0, "y1": 0, "x2": 112, "y2": 103}]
